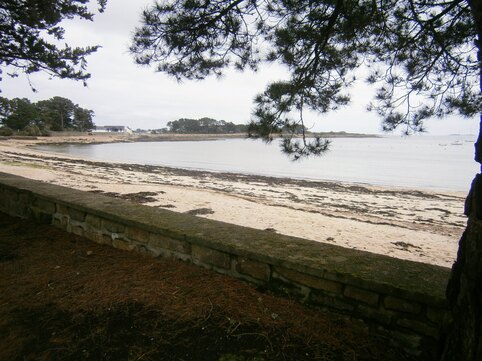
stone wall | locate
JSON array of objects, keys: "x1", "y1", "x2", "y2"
[{"x1": 0, "y1": 172, "x2": 451, "y2": 359}]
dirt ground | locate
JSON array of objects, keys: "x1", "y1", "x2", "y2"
[{"x1": 0, "y1": 212, "x2": 415, "y2": 361}]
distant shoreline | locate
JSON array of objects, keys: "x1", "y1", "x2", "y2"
[{"x1": 0, "y1": 131, "x2": 381, "y2": 147}]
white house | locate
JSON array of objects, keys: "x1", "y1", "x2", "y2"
[{"x1": 93, "y1": 125, "x2": 133, "y2": 134}]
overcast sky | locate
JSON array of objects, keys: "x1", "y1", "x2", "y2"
[{"x1": 1, "y1": 0, "x2": 479, "y2": 135}]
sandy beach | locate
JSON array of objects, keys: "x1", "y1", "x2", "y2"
[{"x1": 0, "y1": 133, "x2": 467, "y2": 268}]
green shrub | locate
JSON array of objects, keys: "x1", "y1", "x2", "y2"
[
  {"x1": 22, "y1": 124, "x2": 41, "y2": 136},
  {"x1": 0, "y1": 126, "x2": 14, "y2": 136}
]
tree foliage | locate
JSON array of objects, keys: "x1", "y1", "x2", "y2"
[
  {"x1": 0, "y1": 0, "x2": 106, "y2": 90},
  {"x1": 0, "y1": 97, "x2": 38, "y2": 130},
  {"x1": 36, "y1": 96, "x2": 75, "y2": 130},
  {"x1": 131, "y1": 0, "x2": 481, "y2": 160},
  {"x1": 73, "y1": 106, "x2": 94, "y2": 132},
  {"x1": 166, "y1": 117, "x2": 247, "y2": 133},
  {"x1": 0, "y1": 95, "x2": 95, "y2": 132}
]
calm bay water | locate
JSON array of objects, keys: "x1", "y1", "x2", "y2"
[{"x1": 37, "y1": 135, "x2": 479, "y2": 192}]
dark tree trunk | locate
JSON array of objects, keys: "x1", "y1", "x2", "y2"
[
  {"x1": 440, "y1": 1, "x2": 482, "y2": 360},
  {"x1": 441, "y1": 174, "x2": 482, "y2": 360}
]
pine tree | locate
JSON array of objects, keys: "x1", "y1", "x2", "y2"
[
  {"x1": 0, "y1": 0, "x2": 106, "y2": 90},
  {"x1": 130, "y1": 1, "x2": 481, "y2": 359}
]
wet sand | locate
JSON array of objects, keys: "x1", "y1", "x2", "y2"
[{"x1": 0, "y1": 133, "x2": 467, "y2": 267}]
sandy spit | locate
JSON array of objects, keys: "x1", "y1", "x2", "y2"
[{"x1": 0, "y1": 133, "x2": 467, "y2": 267}]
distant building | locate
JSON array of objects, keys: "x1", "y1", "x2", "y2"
[{"x1": 93, "y1": 125, "x2": 133, "y2": 134}]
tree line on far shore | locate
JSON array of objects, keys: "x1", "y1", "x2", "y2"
[
  {"x1": 151, "y1": 117, "x2": 248, "y2": 134},
  {"x1": 146, "y1": 117, "x2": 313, "y2": 135},
  {"x1": 0, "y1": 96, "x2": 95, "y2": 136}
]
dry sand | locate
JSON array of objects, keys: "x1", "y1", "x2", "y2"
[{"x1": 0, "y1": 133, "x2": 467, "y2": 268}]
